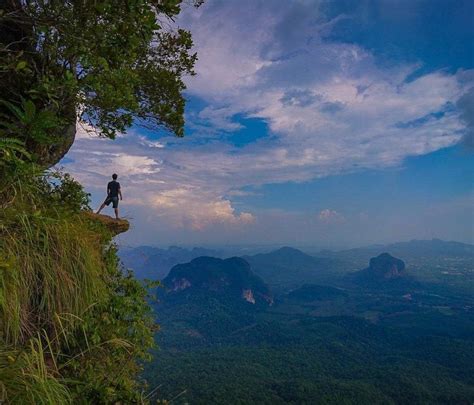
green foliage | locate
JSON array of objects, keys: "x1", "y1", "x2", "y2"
[
  {"x1": 0, "y1": 99, "x2": 65, "y2": 145},
  {"x1": 61, "y1": 246, "x2": 159, "y2": 403},
  {"x1": 146, "y1": 314, "x2": 474, "y2": 404},
  {"x1": 0, "y1": 211, "x2": 106, "y2": 345},
  {"x1": 0, "y1": 169, "x2": 158, "y2": 403},
  {"x1": 0, "y1": 1, "x2": 188, "y2": 402},
  {"x1": 1, "y1": 0, "x2": 201, "y2": 167},
  {"x1": 42, "y1": 171, "x2": 92, "y2": 212},
  {"x1": 0, "y1": 164, "x2": 90, "y2": 213},
  {"x1": 0, "y1": 138, "x2": 31, "y2": 163},
  {"x1": 0, "y1": 335, "x2": 73, "y2": 405},
  {"x1": 146, "y1": 253, "x2": 474, "y2": 404},
  {"x1": 0, "y1": 137, "x2": 33, "y2": 183}
]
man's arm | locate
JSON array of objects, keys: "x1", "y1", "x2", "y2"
[{"x1": 119, "y1": 187, "x2": 123, "y2": 200}]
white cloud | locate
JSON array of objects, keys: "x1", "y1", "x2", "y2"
[
  {"x1": 176, "y1": 0, "x2": 470, "y2": 175},
  {"x1": 64, "y1": 133, "x2": 255, "y2": 230},
  {"x1": 112, "y1": 154, "x2": 160, "y2": 175},
  {"x1": 142, "y1": 187, "x2": 255, "y2": 230},
  {"x1": 197, "y1": 106, "x2": 243, "y2": 132},
  {"x1": 318, "y1": 209, "x2": 345, "y2": 224},
  {"x1": 59, "y1": 0, "x2": 473, "y2": 243}
]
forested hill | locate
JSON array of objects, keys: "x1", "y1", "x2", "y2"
[
  {"x1": 145, "y1": 250, "x2": 474, "y2": 404},
  {"x1": 163, "y1": 256, "x2": 273, "y2": 306},
  {"x1": 243, "y1": 247, "x2": 346, "y2": 292}
]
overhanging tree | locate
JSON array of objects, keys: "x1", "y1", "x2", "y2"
[{"x1": 0, "y1": 0, "x2": 200, "y2": 167}]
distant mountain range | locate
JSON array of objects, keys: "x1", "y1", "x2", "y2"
[
  {"x1": 119, "y1": 245, "x2": 224, "y2": 279},
  {"x1": 119, "y1": 239, "x2": 473, "y2": 284},
  {"x1": 243, "y1": 247, "x2": 347, "y2": 293},
  {"x1": 158, "y1": 251, "x2": 418, "y2": 316},
  {"x1": 319, "y1": 239, "x2": 474, "y2": 265},
  {"x1": 144, "y1": 240, "x2": 474, "y2": 403}
]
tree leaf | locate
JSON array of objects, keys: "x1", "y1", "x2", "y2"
[
  {"x1": 16, "y1": 61, "x2": 27, "y2": 70},
  {"x1": 23, "y1": 100, "x2": 36, "y2": 123}
]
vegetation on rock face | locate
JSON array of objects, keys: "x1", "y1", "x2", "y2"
[
  {"x1": 0, "y1": 0, "x2": 200, "y2": 402},
  {"x1": 1, "y1": 0, "x2": 201, "y2": 166},
  {"x1": 0, "y1": 171, "x2": 158, "y2": 403},
  {"x1": 164, "y1": 256, "x2": 272, "y2": 303}
]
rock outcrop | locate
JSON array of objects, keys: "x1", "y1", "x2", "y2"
[
  {"x1": 242, "y1": 289, "x2": 256, "y2": 304},
  {"x1": 351, "y1": 253, "x2": 418, "y2": 289},
  {"x1": 163, "y1": 256, "x2": 273, "y2": 306},
  {"x1": 366, "y1": 253, "x2": 406, "y2": 279},
  {"x1": 83, "y1": 212, "x2": 130, "y2": 236}
]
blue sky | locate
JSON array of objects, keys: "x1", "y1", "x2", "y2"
[{"x1": 62, "y1": 0, "x2": 473, "y2": 248}]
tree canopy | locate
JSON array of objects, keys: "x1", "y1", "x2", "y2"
[{"x1": 0, "y1": 0, "x2": 200, "y2": 167}]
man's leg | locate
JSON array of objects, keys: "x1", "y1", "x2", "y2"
[
  {"x1": 96, "y1": 203, "x2": 106, "y2": 214},
  {"x1": 113, "y1": 198, "x2": 120, "y2": 219}
]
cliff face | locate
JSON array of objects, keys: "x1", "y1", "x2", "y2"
[
  {"x1": 164, "y1": 256, "x2": 273, "y2": 306},
  {"x1": 351, "y1": 253, "x2": 418, "y2": 290},
  {"x1": 367, "y1": 253, "x2": 406, "y2": 279},
  {"x1": 0, "y1": 185, "x2": 155, "y2": 404}
]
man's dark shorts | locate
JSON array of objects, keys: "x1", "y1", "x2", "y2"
[{"x1": 104, "y1": 196, "x2": 119, "y2": 208}]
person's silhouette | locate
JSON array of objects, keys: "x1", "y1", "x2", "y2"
[{"x1": 97, "y1": 173, "x2": 122, "y2": 219}]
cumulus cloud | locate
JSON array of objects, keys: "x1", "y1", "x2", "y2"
[
  {"x1": 59, "y1": 0, "x2": 473, "y2": 243},
  {"x1": 177, "y1": 0, "x2": 470, "y2": 169},
  {"x1": 456, "y1": 86, "x2": 474, "y2": 149},
  {"x1": 64, "y1": 131, "x2": 256, "y2": 231},
  {"x1": 148, "y1": 187, "x2": 255, "y2": 230},
  {"x1": 318, "y1": 209, "x2": 345, "y2": 224},
  {"x1": 197, "y1": 106, "x2": 244, "y2": 132}
]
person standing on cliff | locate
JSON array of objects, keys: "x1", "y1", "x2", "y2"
[{"x1": 97, "y1": 173, "x2": 122, "y2": 219}]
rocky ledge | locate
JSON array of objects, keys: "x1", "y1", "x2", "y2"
[{"x1": 83, "y1": 212, "x2": 130, "y2": 235}]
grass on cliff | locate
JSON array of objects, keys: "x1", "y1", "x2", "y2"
[
  {"x1": 0, "y1": 168, "x2": 157, "y2": 404},
  {"x1": 0, "y1": 334, "x2": 72, "y2": 404},
  {"x1": 0, "y1": 212, "x2": 106, "y2": 345},
  {"x1": 0, "y1": 169, "x2": 106, "y2": 345}
]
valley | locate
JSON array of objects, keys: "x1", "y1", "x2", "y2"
[{"x1": 120, "y1": 240, "x2": 474, "y2": 404}]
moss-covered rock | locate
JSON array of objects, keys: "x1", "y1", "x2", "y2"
[{"x1": 83, "y1": 212, "x2": 130, "y2": 236}]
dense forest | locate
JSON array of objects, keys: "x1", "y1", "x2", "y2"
[{"x1": 137, "y1": 245, "x2": 474, "y2": 404}]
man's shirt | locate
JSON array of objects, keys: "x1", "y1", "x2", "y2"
[{"x1": 107, "y1": 180, "x2": 121, "y2": 198}]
